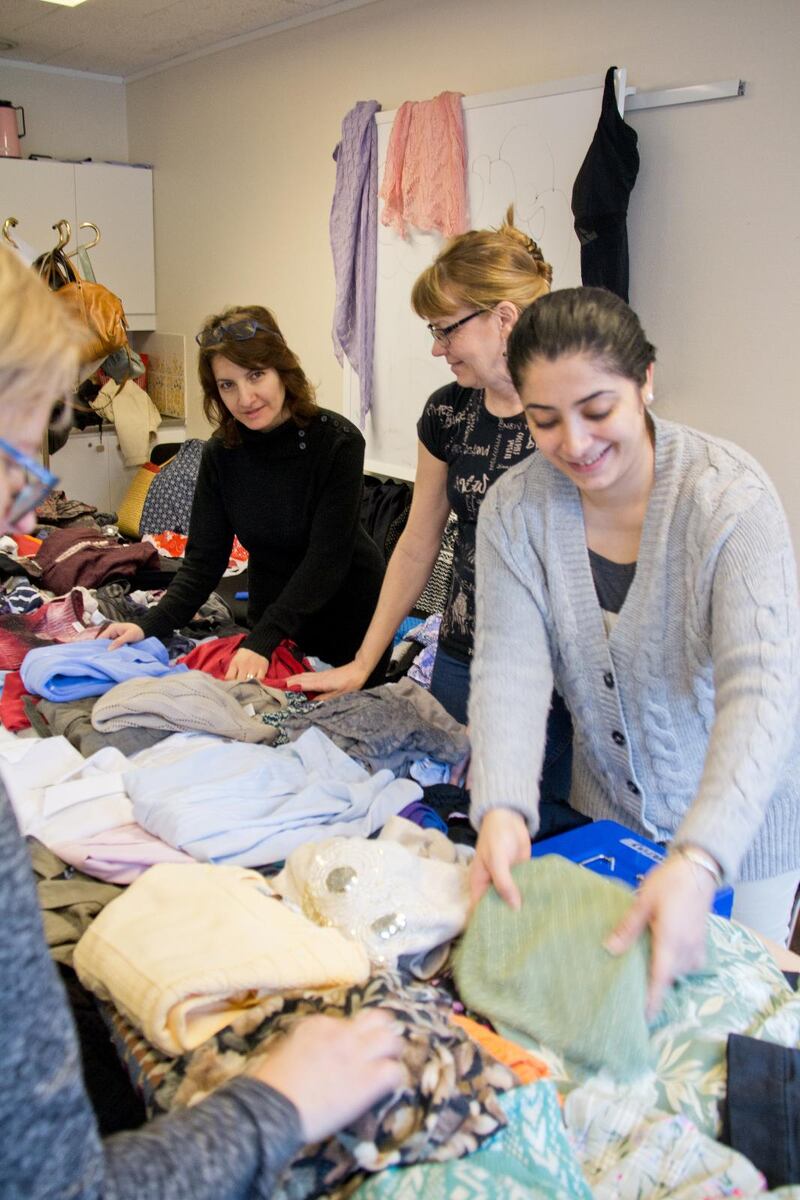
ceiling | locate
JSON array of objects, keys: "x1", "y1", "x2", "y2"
[{"x1": 0, "y1": 0, "x2": 381, "y2": 80}]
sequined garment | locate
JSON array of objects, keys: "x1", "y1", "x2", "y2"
[{"x1": 273, "y1": 833, "x2": 469, "y2": 969}]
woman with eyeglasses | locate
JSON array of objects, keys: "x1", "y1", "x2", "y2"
[
  {"x1": 99, "y1": 305, "x2": 386, "y2": 683},
  {"x1": 290, "y1": 211, "x2": 569, "y2": 759},
  {"x1": 0, "y1": 246, "x2": 404, "y2": 1196}
]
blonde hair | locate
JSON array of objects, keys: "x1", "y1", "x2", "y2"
[
  {"x1": 411, "y1": 206, "x2": 552, "y2": 320},
  {"x1": 0, "y1": 244, "x2": 80, "y2": 416}
]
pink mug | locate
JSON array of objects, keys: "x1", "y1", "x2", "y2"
[{"x1": 0, "y1": 100, "x2": 25, "y2": 158}]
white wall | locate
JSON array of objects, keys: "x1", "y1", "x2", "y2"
[
  {"x1": 121, "y1": 0, "x2": 798, "y2": 538},
  {"x1": 0, "y1": 62, "x2": 128, "y2": 161}
]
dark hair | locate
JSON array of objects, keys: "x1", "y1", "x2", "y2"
[
  {"x1": 506, "y1": 287, "x2": 656, "y2": 393},
  {"x1": 197, "y1": 305, "x2": 317, "y2": 447}
]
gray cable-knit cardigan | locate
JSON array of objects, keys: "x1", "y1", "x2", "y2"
[{"x1": 470, "y1": 415, "x2": 800, "y2": 883}]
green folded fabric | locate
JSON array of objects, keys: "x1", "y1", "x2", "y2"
[{"x1": 454, "y1": 855, "x2": 652, "y2": 1081}]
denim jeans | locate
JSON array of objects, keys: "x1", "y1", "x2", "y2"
[
  {"x1": 720, "y1": 1032, "x2": 800, "y2": 1186},
  {"x1": 429, "y1": 647, "x2": 580, "y2": 838},
  {"x1": 428, "y1": 646, "x2": 471, "y2": 725}
]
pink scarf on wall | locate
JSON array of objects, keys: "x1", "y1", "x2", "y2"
[{"x1": 380, "y1": 91, "x2": 468, "y2": 238}]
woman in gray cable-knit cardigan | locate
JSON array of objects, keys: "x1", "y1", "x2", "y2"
[{"x1": 468, "y1": 287, "x2": 800, "y2": 1017}]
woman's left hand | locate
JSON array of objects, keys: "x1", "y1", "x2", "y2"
[
  {"x1": 225, "y1": 647, "x2": 269, "y2": 682},
  {"x1": 604, "y1": 854, "x2": 717, "y2": 1019}
]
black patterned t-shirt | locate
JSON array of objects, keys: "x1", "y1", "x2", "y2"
[{"x1": 417, "y1": 383, "x2": 536, "y2": 661}]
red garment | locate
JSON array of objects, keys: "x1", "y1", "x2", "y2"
[
  {"x1": 146, "y1": 531, "x2": 249, "y2": 574},
  {"x1": 270, "y1": 641, "x2": 317, "y2": 691},
  {"x1": 0, "y1": 619, "x2": 51, "y2": 671},
  {"x1": 177, "y1": 635, "x2": 317, "y2": 691},
  {"x1": 0, "y1": 670, "x2": 35, "y2": 732},
  {"x1": 26, "y1": 590, "x2": 98, "y2": 642},
  {"x1": 33, "y1": 527, "x2": 157, "y2": 593},
  {"x1": 10, "y1": 533, "x2": 42, "y2": 557},
  {"x1": 0, "y1": 592, "x2": 102, "y2": 671}
]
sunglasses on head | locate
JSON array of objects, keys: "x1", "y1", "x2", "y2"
[{"x1": 195, "y1": 318, "x2": 283, "y2": 348}]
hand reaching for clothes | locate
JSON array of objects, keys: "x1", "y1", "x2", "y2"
[
  {"x1": 247, "y1": 1009, "x2": 405, "y2": 1144},
  {"x1": 469, "y1": 808, "x2": 532, "y2": 912},
  {"x1": 604, "y1": 851, "x2": 717, "y2": 1018},
  {"x1": 98, "y1": 621, "x2": 145, "y2": 650},
  {"x1": 225, "y1": 647, "x2": 269, "y2": 682},
  {"x1": 474, "y1": 808, "x2": 717, "y2": 1018},
  {"x1": 287, "y1": 659, "x2": 368, "y2": 701}
]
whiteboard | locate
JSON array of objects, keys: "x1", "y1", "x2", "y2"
[{"x1": 343, "y1": 73, "x2": 622, "y2": 479}]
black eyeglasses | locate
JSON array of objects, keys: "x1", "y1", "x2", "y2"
[
  {"x1": 426, "y1": 310, "x2": 488, "y2": 347},
  {"x1": 195, "y1": 318, "x2": 281, "y2": 347}
]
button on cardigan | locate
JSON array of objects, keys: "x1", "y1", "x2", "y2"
[{"x1": 470, "y1": 415, "x2": 800, "y2": 884}]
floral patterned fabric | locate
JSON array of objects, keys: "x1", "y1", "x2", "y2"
[
  {"x1": 564, "y1": 1076, "x2": 766, "y2": 1197},
  {"x1": 351, "y1": 1080, "x2": 592, "y2": 1200},
  {"x1": 512, "y1": 917, "x2": 800, "y2": 1141},
  {"x1": 104, "y1": 915, "x2": 800, "y2": 1197},
  {"x1": 104, "y1": 970, "x2": 515, "y2": 1200}
]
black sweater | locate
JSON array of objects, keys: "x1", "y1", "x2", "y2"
[{"x1": 139, "y1": 409, "x2": 384, "y2": 664}]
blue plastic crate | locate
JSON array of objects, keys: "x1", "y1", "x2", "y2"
[{"x1": 531, "y1": 819, "x2": 733, "y2": 917}]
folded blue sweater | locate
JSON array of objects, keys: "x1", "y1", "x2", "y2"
[{"x1": 21, "y1": 638, "x2": 185, "y2": 702}]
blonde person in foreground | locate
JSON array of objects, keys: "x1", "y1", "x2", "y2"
[
  {"x1": 0, "y1": 243, "x2": 404, "y2": 1199},
  {"x1": 468, "y1": 286, "x2": 800, "y2": 1017}
]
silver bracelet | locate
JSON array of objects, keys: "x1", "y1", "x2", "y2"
[{"x1": 670, "y1": 843, "x2": 723, "y2": 889}]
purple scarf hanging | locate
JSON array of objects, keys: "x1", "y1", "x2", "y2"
[{"x1": 329, "y1": 99, "x2": 380, "y2": 426}]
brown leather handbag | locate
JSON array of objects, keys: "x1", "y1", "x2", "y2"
[{"x1": 34, "y1": 247, "x2": 129, "y2": 366}]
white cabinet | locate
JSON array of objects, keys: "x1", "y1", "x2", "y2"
[
  {"x1": 51, "y1": 428, "x2": 116, "y2": 513},
  {"x1": 52, "y1": 423, "x2": 186, "y2": 514},
  {"x1": 75, "y1": 165, "x2": 155, "y2": 324},
  {"x1": 0, "y1": 160, "x2": 75, "y2": 254},
  {"x1": 0, "y1": 159, "x2": 156, "y2": 329}
]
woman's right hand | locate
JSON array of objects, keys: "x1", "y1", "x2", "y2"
[
  {"x1": 248, "y1": 1009, "x2": 405, "y2": 1144},
  {"x1": 287, "y1": 659, "x2": 369, "y2": 701},
  {"x1": 97, "y1": 621, "x2": 146, "y2": 650},
  {"x1": 469, "y1": 808, "x2": 532, "y2": 911}
]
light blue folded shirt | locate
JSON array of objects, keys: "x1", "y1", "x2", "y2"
[
  {"x1": 21, "y1": 638, "x2": 185, "y2": 702},
  {"x1": 126, "y1": 726, "x2": 421, "y2": 867}
]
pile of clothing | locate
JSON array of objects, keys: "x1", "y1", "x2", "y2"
[
  {"x1": 5, "y1": 641, "x2": 471, "y2": 878},
  {"x1": 62, "y1": 822, "x2": 800, "y2": 1199},
  {"x1": 3, "y1": 493, "x2": 797, "y2": 1198}
]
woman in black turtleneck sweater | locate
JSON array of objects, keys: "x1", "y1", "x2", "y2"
[{"x1": 101, "y1": 306, "x2": 385, "y2": 683}]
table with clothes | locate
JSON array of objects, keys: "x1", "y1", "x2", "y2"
[{"x1": 2, "y1": 522, "x2": 800, "y2": 1197}]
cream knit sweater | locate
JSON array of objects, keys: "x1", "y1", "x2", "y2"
[
  {"x1": 74, "y1": 862, "x2": 370, "y2": 1054},
  {"x1": 470, "y1": 416, "x2": 800, "y2": 883}
]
